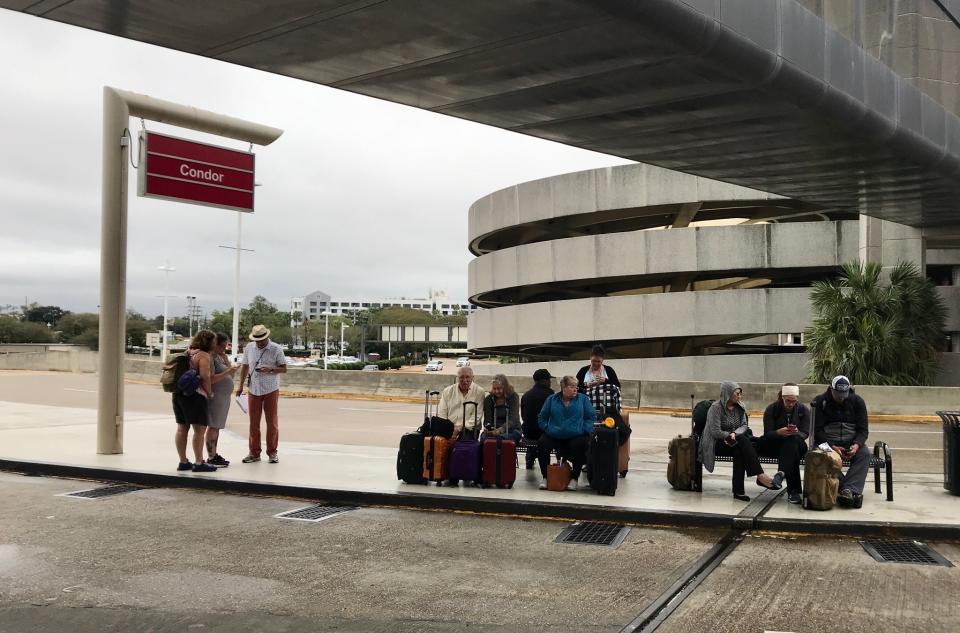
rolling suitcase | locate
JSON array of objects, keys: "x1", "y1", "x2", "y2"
[
  {"x1": 397, "y1": 390, "x2": 438, "y2": 484},
  {"x1": 420, "y1": 390, "x2": 452, "y2": 484},
  {"x1": 588, "y1": 423, "x2": 619, "y2": 496},
  {"x1": 481, "y1": 406, "x2": 517, "y2": 488},
  {"x1": 618, "y1": 411, "x2": 631, "y2": 478},
  {"x1": 449, "y1": 401, "x2": 482, "y2": 485}
]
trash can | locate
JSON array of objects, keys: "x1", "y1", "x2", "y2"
[{"x1": 938, "y1": 411, "x2": 960, "y2": 496}]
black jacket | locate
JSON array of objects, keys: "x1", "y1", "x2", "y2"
[
  {"x1": 811, "y1": 388, "x2": 869, "y2": 448},
  {"x1": 576, "y1": 364, "x2": 621, "y2": 391},
  {"x1": 520, "y1": 383, "x2": 553, "y2": 439},
  {"x1": 762, "y1": 400, "x2": 810, "y2": 441}
]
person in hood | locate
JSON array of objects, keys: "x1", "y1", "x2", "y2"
[
  {"x1": 811, "y1": 375, "x2": 870, "y2": 508},
  {"x1": 759, "y1": 383, "x2": 809, "y2": 505},
  {"x1": 700, "y1": 381, "x2": 784, "y2": 501}
]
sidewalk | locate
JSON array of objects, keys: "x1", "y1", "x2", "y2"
[{"x1": 1, "y1": 400, "x2": 957, "y2": 538}]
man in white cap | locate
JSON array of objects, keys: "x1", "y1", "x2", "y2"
[
  {"x1": 236, "y1": 324, "x2": 287, "y2": 463},
  {"x1": 811, "y1": 375, "x2": 870, "y2": 508}
]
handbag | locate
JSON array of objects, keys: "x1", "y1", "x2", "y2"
[{"x1": 547, "y1": 458, "x2": 572, "y2": 491}]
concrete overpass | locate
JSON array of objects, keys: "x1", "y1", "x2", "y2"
[{"x1": 4, "y1": 0, "x2": 960, "y2": 227}]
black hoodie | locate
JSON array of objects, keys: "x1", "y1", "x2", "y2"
[{"x1": 811, "y1": 388, "x2": 869, "y2": 448}]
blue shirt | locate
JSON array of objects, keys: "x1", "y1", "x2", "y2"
[{"x1": 538, "y1": 392, "x2": 596, "y2": 440}]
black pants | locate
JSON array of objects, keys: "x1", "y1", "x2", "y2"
[
  {"x1": 757, "y1": 435, "x2": 807, "y2": 494},
  {"x1": 538, "y1": 434, "x2": 589, "y2": 479},
  {"x1": 714, "y1": 435, "x2": 764, "y2": 495}
]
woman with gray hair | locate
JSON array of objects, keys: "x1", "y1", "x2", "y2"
[
  {"x1": 536, "y1": 375, "x2": 596, "y2": 490},
  {"x1": 481, "y1": 374, "x2": 521, "y2": 443},
  {"x1": 700, "y1": 381, "x2": 784, "y2": 501}
]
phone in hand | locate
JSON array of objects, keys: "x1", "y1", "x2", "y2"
[{"x1": 787, "y1": 423, "x2": 798, "y2": 432}]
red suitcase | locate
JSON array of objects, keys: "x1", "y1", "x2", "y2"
[{"x1": 481, "y1": 436, "x2": 516, "y2": 489}]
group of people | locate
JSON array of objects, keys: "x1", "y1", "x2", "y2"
[
  {"x1": 437, "y1": 344, "x2": 626, "y2": 492},
  {"x1": 700, "y1": 375, "x2": 870, "y2": 508},
  {"x1": 168, "y1": 324, "x2": 286, "y2": 472}
]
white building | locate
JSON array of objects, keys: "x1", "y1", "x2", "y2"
[{"x1": 291, "y1": 289, "x2": 475, "y2": 324}]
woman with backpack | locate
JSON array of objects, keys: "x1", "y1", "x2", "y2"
[
  {"x1": 171, "y1": 329, "x2": 217, "y2": 473},
  {"x1": 699, "y1": 381, "x2": 784, "y2": 501}
]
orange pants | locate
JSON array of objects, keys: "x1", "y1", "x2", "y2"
[{"x1": 248, "y1": 389, "x2": 279, "y2": 457}]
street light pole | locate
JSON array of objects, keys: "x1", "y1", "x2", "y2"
[
  {"x1": 158, "y1": 261, "x2": 176, "y2": 361},
  {"x1": 323, "y1": 313, "x2": 329, "y2": 369},
  {"x1": 340, "y1": 321, "x2": 348, "y2": 360}
]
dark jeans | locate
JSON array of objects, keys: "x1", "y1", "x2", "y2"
[
  {"x1": 757, "y1": 435, "x2": 807, "y2": 494},
  {"x1": 834, "y1": 441, "x2": 872, "y2": 495},
  {"x1": 538, "y1": 434, "x2": 589, "y2": 480},
  {"x1": 714, "y1": 435, "x2": 765, "y2": 495}
]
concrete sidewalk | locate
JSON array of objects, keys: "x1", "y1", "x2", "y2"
[{"x1": 1, "y1": 400, "x2": 957, "y2": 538}]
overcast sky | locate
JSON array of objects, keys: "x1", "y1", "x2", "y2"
[{"x1": 0, "y1": 9, "x2": 629, "y2": 319}]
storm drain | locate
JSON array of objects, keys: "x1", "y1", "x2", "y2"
[
  {"x1": 274, "y1": 504, "x2": 357, "y2": 523},
  {"x1": 60, "y1": 484, "x2": 144, "y2": 499},
  {"x1": 860, "y1": 539, "x2": 953, "y2": 567},
  {"x1": 555, "y1": 521, "x2": 629, "y2": 548}
]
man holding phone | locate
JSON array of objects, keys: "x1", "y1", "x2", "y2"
[
  {"x1": 811, "y1": 375, "x2": 870, "y2": 508},
  {"x1": 760, "y1": 383, "x2": 810, "y2": 504},
  {"x1": 236, "y1": 324, "x2": 287, "y2": 464}
]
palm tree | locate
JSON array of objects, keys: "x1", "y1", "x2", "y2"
[{"x1": 805, "y1": 260, "x2": 947, "y2": 386}]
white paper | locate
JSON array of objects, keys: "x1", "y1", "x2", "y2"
[
  {"x1": 817, "y1": 442, "x2": 832, "y2": 452},
  {"x1": 235, "y1": 394, "x2": 249, "y2": 414}
]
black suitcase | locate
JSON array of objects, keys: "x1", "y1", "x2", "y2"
[
  {"x1": 397, "y1": 390, "x2": 439, "y2": 484},
  {"x1": 588, "y1": 424, "x2": 619, "y2": 496}
]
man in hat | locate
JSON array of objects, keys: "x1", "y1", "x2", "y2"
[
  {"x1": 520, "y1": 369, "x2": 554, "y2": 469},
  {"x1": 236, "y1": 324, "x2": 287, "y2": 463},
  {"x1": 811, "y1": 375, "x2": 870, "y2": 508}
]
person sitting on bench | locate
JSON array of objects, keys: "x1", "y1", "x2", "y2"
[
  {"x1": 536, "y1": 375, "x2": 595, "y2": 491},
  {"x1": 481, "y1": 374, "x2": 522, "y2": 443},
  {"x1": 699, "y1": 381, "x2": 784, "y2": 501},
  {"x1": 760, "y1": 383, "x2": 809, "y2": 505},
  {"x1": 811, "y1": 375, "x2": 870, "y2": 509},
  {"x1": 520, "y1": 369, "x2": 554, "y2": 469}
]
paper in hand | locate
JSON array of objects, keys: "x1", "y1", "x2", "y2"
[{"x1": 236, "y1": 394, "x2": 249, "y2": 414}]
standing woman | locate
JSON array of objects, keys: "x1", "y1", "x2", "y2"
[
  {"x1": 576, "y1": 344, "x2": 621, "y2": 392},
  {"x1": 205, "y1": 332, "x2": 238, "y2": 467},
  {"x1": 481, "y1": 374, "x2": 521, "y2": 443},
  {"x1": 699, "y1": 381, "x2": 783, "y2": 501},
  {"x1": 760, "y1": 383, "x2": 809, "y2": 504},
  {"x1": 173, "y1": 330, "x2": 217, "y2": 473}
]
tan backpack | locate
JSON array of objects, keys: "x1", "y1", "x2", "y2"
[
  {"x1": 667, "y1": 435, "x2": 696, "y2": 490},
  {"x1": 803, "y1": 449, "x2": 843, "y2": 510}
]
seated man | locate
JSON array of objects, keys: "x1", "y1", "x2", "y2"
[
  {"x1": 759, "y1": 383, "x2": 809, "y2": 505},
  {"x1": 437, "y1": 366, "x2": 487, "y2": 440},
  {"x1": 520, "y1": 369, "x2": 554, "y2": 469},
  {"x1": 811, "y1": 375, "x2": 870, "y2": 509},
  {"x1": 536, "y1": 375, "x2": 595, "y2": 491}
]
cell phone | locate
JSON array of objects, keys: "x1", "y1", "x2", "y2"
[{"x1": 787, "y1": 423, "x2": 797, "y2": 431}]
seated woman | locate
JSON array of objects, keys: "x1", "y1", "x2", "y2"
[
  {"x1": 699, "y1": 381, "x2": 784, "y2": 501},
  {"x1": 481, "y1": 374, "x2": 521, "y2": 443},
  {"x1": 759, "y1": 383, "x2": 809, "y2": 505},
  {"x1": 536, "y1": 375, "x2": 596, "y2": 491}
]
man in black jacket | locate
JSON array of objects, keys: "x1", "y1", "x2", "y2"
[
  {"x1": 811, "y1": 375, "x2": 870, "y2": 508},
  {"x1": 520, "y1": 369, "x2": 554, "y2": 469}
]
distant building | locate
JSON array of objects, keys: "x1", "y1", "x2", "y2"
[{"x1": 291, "y1": 289, "x2": 475, "y2": 325}]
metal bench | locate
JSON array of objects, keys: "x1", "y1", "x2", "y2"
[{"x1": 689, "y1": 395, "x2": 893, "y2": 501}]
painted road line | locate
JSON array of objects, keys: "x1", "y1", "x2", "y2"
[{"x1": 63, "y1": 388, "x2": 97, "y2": 393}]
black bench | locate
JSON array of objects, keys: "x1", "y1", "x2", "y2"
[{"x1": 689, "y1": 396, "x2": 893, "y2": 501}]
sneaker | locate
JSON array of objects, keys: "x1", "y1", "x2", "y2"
[
  {"x1": 565, "y1": 480, "x2": 578, "y2": 492},
  {"x1": 241, "y1": 454, "x2": 260, "y2": 463},
  {"x1": 176, "y1": 461, "x2": 192, "y2": 471},
  {"x1": 207, "y1": 454, "x2": 230, "y2": 468},
  {"x1": 268, "y1": 454, "x2": 279, "y2": 464},
  {"x1": 539, "y1": 478, "x2": 548, "y2": 490},
  {"x1": 837, "y1": 488, "x2": 854, "y2": 507},
  {"x1": 851, "y1": 493, "x2": 863, "y2": 509},
  {"x1": 771, "y1": 471, "x2": 785, "y2": 489},
  {"x1": 192, "y1": 462, "x2": 217, "y2": 473},
  {"x1": 787, "y1": 492, "x2": 802, "y2": 504}
]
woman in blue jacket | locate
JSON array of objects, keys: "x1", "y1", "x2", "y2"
[{"x1": 537, "y1": 375, "x2": 596, "y2": 490}]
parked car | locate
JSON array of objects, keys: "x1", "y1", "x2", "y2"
[
  {"x1": 455, "y1": 356, "x2": 470, "y2": 367},
  {"x1": 361, "y1": 364, "x2": 379, "y2": 371},
  {"x1": 424, "y1": 360, "x2": 443, "y2": 372}
]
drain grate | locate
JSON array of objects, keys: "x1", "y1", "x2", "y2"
[
  {"x1": 555, "y1": 521, "x2": 629, "y2": 548},
  {"x1": 274, "y1": 504, "x2": 357, "y2": 523},
  {"x1": 60, "y1": 484, "x2": 144, "y2": 499},
  {"x1": 860, "y1": 539, "x2": 953, "y2": 567}
]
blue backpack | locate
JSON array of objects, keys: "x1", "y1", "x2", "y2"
[{"x1": 177, "y1": 367, "x2": 201, "y2": 396}]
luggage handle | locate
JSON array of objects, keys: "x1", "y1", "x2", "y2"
[
  {"x1": 424, "y1": 389, "x2": 441, "y2": 433},
  {"x1": 492, "y1": 403, "x2": 509, "y2": 435},
  {"x1": 463, "y1": 400, "x2": 480, "y2": 434}
]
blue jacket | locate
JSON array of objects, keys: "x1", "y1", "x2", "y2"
[{"x1": 538, "y1": 392, "x2": 596, "y2": 440}]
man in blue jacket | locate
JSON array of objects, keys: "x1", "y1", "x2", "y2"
[
  {"x1": 812, "y1": 375, "x2": 870, "y2": 508},
  {"x1": 537, "y1": 375, "x2": 596, "y2": 490}
]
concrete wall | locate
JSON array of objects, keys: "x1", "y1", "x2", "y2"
[{"x1": 0, "y1": 349, "x2": 98, "y2": 373}]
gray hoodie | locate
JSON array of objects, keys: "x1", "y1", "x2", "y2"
[{"x1": 699, "y1": 380, "x2": 749, "y2": 472}]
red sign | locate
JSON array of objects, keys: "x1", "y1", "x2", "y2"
[{"x1": 138, "y1": 132, "x2": 255, "y2": 212}]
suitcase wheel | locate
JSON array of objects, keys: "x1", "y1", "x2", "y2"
[
  {"x1": 507, "y1": 483, "x2": 513, "y2": 489},
  {"x1": 619, "y1": 470, "x2": 628, "y2": 478}
]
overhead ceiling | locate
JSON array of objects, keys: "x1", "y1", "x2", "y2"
[{"x1": 6, "y1": 0, "x2": 960, "y2": 228}]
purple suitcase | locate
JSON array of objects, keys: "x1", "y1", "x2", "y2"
[{"x1": 448, "y1": 401, "x2": 481, "y2": 485}]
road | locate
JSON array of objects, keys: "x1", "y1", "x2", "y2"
[{"x1": 0, "y1": 370, "x2": 945, "y2": 473}]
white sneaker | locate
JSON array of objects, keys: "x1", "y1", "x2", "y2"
[
  {"x1": 580, "y1": 474, "x2": 591, "y2": 490},
  {"x1": 539, "y1": 478, "x2": 548, "y2": 490},
  {"x1": 566, "y1": 480, "x2": 578, "y2": 491}
]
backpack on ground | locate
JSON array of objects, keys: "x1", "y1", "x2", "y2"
[
  {"x1": 667, "y1": 434, "x2": 696, "y2": 491},
  {"x1": 803, "y1": 449, "x2": 842, "y2": 510},
  {"x1": 161, "y1": 353, "x2": 189, "y2": 393}
]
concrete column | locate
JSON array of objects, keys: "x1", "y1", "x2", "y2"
[
  {"x1": 858, "y1": 214, "x2": 882, "y2": 264},
  {"x1": 858, "y1": 215, "x2": 925, "y2": 276},
  {"x1": 953, "y1": 267, "x2": 960, "y2": 353}
]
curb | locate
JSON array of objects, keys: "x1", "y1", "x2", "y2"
[{"x1": 4, "y1": 458, "x2": 957, "y2": 539}]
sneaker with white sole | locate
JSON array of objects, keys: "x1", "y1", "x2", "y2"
[
  {"x1": 539, "y1": 478, "x2": 548, "y2": 490},
  {"x1": 241, "y1": 454, "x2": 260, "y2": 463},
  {"x1": 268, "y1": 454, "x2": 279, "y2": 464},
  {"x1": 565, "y1": 480, "x2": 578, "y2": 492}
]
